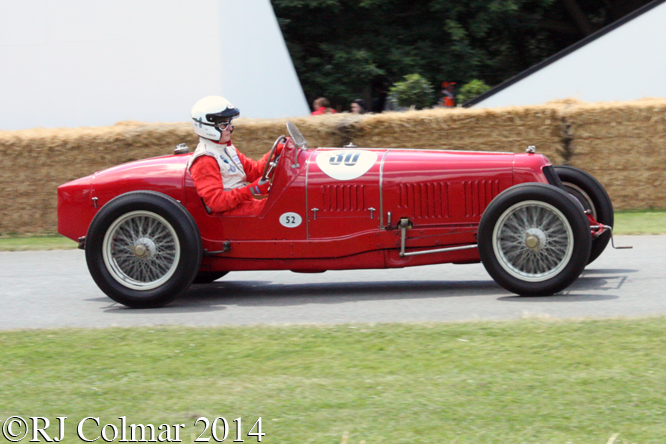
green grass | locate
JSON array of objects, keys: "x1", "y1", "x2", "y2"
[
  {"x1": 0, "y1": 234, "x2": 77, "y2": 251},
  {"x1": 1, "y1": 210, "x2": 664, "y2": 252},
  {"x1": 2, "y1": 318, "x2": 665, "y2": 443},
  {"x1": 613, "y1": 210, "x2": 666, "y2": 235}
]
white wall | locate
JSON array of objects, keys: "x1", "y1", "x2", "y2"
[
  {"x1": 473, "y1": 1, "x2": 666, "y2": 108},
  {"x1": 220, "y1": 1, "x2": 309, "y2": 119},
  {"x1": 0, "y1": 0, "x2": 309, "y2": 130}
]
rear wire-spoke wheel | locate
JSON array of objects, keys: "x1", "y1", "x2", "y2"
[
  {"x1": 478, "y1": 183, "x2": 591, "y2": 296},
  {"x1": 554, "y1": 166, "x2": 614, "y2": 264},
  {"x1": 86, "y1": 191, "x2": 202, "y2": 308}
]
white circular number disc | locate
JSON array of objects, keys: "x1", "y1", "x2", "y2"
[
  {"x1": 279, "y1": 212, "x2": 302, "y2": 228},
  {"x1": 316, "y1": 150, "x2": 377, "y2": 181}
]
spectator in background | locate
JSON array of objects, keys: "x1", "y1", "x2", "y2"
[
  {"x1": 371, "y1": 82, "x2": 389, "y2": 113},
  {"x1": 350, "y1": 99, "x2": 368, "y2": 114},
  {"x1": 441, "y1": 82, "x2": 456, "y2": 108},
  {"x1": 311, "y1": 97, "x2": 337, "y2": 115}
]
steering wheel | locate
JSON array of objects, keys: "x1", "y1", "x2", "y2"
[{"x1": 260, "y1": 135, "x2": 288, "y2": 184}]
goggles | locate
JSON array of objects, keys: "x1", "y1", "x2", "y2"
[{"x1": 215, "y1": 120, "x2": 234, "y2": 131}]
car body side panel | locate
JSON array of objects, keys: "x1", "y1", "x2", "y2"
[
  {"x1": 203, "y1": 149, "x2": 522, "y2": 268},
  {"x1": 513, "y1": 153, "x2": 552, "y2": 185},
  {"x1": 381, "y1": 150, "x2": 515, "y2": 227},
  {"x1": 57, "y1": 155, "x2": 190, "y2": 242},
  {"x1": 91, "y1": 155, "x2": 189, "y2": 208},
  {"x1": 209, "y1": 244, "x2": 481, "y2": 272},
  {"x1": 306, "y1": 148, "x2": 383, "y2": 239},
  {"x1": 57, "y1": 143, "x2": 553, "y2": 272},
  {"x1": 57, "y1": 175, "x2": 94, "y2": 241}
]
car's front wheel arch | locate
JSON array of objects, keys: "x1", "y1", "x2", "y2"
[{"x1": 85, "y1": 191, "x2": 202, "y2": 308}]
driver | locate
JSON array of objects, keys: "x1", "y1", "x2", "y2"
[{"x1": 187, "y1": 96, "x2": 282, "y2": 215}]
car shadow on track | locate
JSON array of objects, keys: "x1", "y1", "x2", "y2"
[
  {"x1": 97, "y1": 279, "x2": 505, "y2": 312},
  {"x1": 498, "y1": 293, "x2": 618, "y2": 303},
  {"x1": 178, "y1": 273, "x2": 623, "y2": 308},
  {"x1": 575, "y1": 267, "x2": 637, "y2": 291},
  {"x1": 181, "y1": 279, "x2": 505, "y2": 307},
  {"x1": 99, "y1": 267, "x2": 632, "y2": 311},
  {"x1": 581, "y1": 268, "x2": 638, "y2": 274},
  {"x1": 97, "y1": 299, "x2": 229, "y2": 313},
  {"x1": 497, "y1": 268, "x2": 637, "y2": 302}
]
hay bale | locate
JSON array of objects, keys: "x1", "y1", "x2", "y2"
[
  {"x1": 2, "y1": 98, "x2": 666, "y2": 235},
  {"x1": 0, "y1": 122, "x2": 198, "y2": 234},
  {"x1": 231, "y1": 114, "x2": 353, "y2": 158},
  {"x1": 0, "y1": 117, "x2": 344, "y2": 235},
  {"x1": 562, "y1": 98, "x2": 666, "y2": 210},
  {"x1": 351, "y1": 105, "x2": 564, "y2": 163}
]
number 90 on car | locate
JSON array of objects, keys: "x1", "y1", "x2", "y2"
[{"x1": 194, "y1": 417, "x2": 264, "y2": 442}]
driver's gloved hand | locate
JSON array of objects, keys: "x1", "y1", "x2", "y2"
[
  {"x1": 246, "y1": 177, "x2": 270, "y2": 197},
  {"x1": 275, "y1": 142, "x2": 285, "y2": 156}
]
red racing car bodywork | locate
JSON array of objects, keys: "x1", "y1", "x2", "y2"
[{"x1": 58, "y1": 123, "x2": 618, "y2": 307}]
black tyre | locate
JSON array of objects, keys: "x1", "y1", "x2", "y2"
[
  {"x1": 193, "y1": 271, "x2": 229, "y2": 284},
  {"x1": 478, "y1": 183, "x2": 591, "y2": 296},
  {"x1": 85, "y1": 191, "x2": 202, "y2": 308},
  {"x1": 554, "y1": 165, "x2": 613, "y2": 264}
]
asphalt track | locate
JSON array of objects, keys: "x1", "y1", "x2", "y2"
[{"x1": 0, "y1": 235, "x2": 663, "y2": 330}]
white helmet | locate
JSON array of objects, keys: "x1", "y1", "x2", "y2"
[{"x1": 191, "y1": 96, "x2": 240, "y2": 141}]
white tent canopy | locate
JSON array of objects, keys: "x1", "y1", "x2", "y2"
[
  {"x1": 468, "y1": 0, "x2": 666, "y2": 108},
  {"x1": 0, "y1": 0, "x2": 309, "y2": 130}
]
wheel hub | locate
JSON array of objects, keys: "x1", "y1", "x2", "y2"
[
  {"x1": 133, "y1": 237, "x2": 157, "y2": 258},
  {"x1": 524, "y1": 228, "x2": 547, "y2": 252}
]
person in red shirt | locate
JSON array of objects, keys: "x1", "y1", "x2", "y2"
[
  {"x1": 441, "y1": 82, "x2": 456, "y2": 108},
  {"x1": 187, "y1": 96, "x2": 281, "y2": 215},
  {"x1": 311, "y1": 97, "x2": 338, "y2": 115}
]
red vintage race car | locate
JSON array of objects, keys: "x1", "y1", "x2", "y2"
[{"x1": 58, "y1": 122, "x2": 620, "y2": 308}]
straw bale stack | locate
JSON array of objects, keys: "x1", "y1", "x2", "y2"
[
  {"x1": 0, "y1": 122, "x2": 198, "y2": 234},
  {"x1": 0, "y1": 116, "x2": 346, "y2": 235},
  {"x1": 231, "y1": 113, "x2": 353, "y2": 157},
  {"x1": 1, "y1": 100, "x2": 665, "y2": 235},
  {"x1": 562, "y1": 99, "x2": 666, "y2": 209},
  {"x1": 351, "y1": 105, "x2": 564, "y2": 163}
]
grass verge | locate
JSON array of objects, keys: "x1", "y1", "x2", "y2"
[
  {"x1": 613, "y1": 210, "x2": 666, "y2": 235},
  {"x1": 0, "y1": 234, "x2": 78, "y2": 251},
  {"x1": 2, "y1": 318, "x2": 665, "y2": 443}
]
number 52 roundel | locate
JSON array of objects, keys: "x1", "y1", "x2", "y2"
[
  {"x1": 279, "y1": 212, "x2": 303, "y2": 228},
  {"x1": 315, "y1": 150, "x2": 378, "y2": 181}
]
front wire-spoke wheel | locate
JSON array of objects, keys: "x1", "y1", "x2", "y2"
[
  {"x1": 103, "y1": 211, "x2": 180, "y2": 291},
  {"x1": 86, "y1": 191, "x2": 202, "y2": 308},
  {"x1": 478, "y1": 183, "x2": 591, "y2": 296},
  {"x1": 494, "y1": 201, "x2": 574, "y2": 282}
]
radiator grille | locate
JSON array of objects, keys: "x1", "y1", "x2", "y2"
[
  {"x1": 463, "y1": 180, "x2": 501, "y2": 217},
  {"x1": 321, "y1": 184, "x2": 366, "y2": 212},
  {"x1": 397, "y1": 182, "x2": 450, "y2": 219}
]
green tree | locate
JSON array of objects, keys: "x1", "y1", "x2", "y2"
[
  {"x1": 271, "y1": 0, "x2": 652, "y2": 111},
  {"x1": 389, "y1": 74, "x2": 435, "y2": 110},
  {"x1": 457, "y1": 79, "x2": 491, "y2": 105}
]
